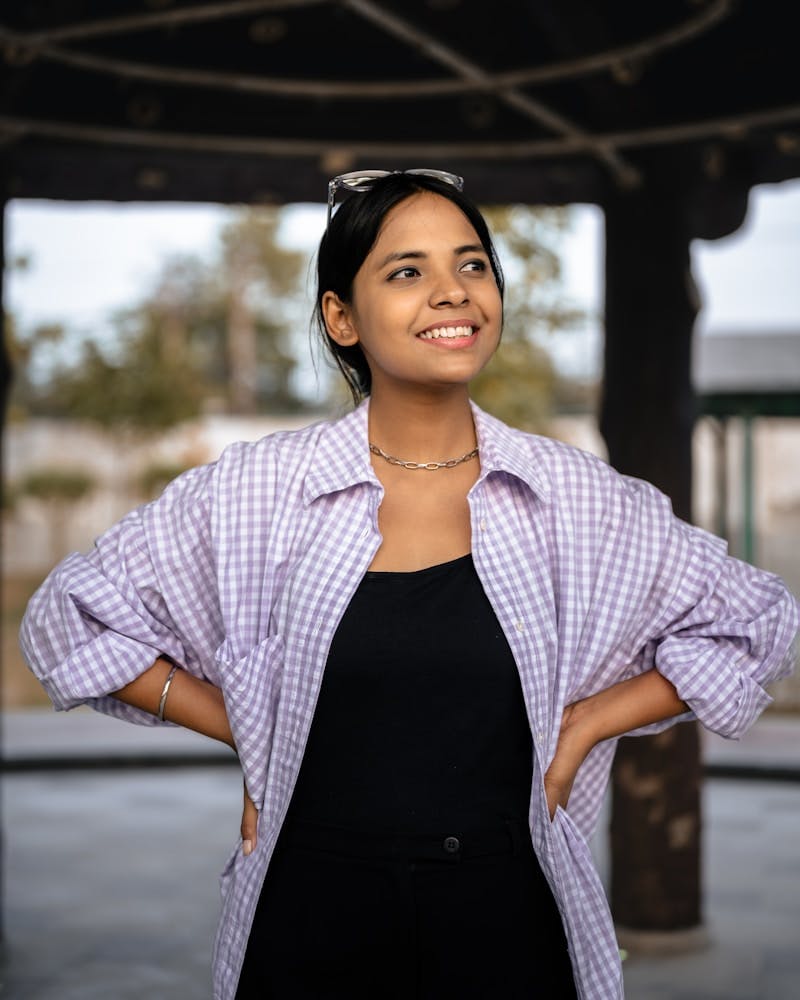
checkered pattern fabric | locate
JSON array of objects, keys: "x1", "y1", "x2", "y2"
[{"x1": 21, "y1": 400, "x2": 799, "y2": 1000}]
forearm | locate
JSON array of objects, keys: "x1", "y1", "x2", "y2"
[
  {"x1": 544, "y1": 668, "x2": 688, "y2": 816},
  {"x1": 570, "y1": 668, "x2": 688, "y2": 750},
  {"x1": 112, "y1": 658, "x2": 234, "y2": 749}
]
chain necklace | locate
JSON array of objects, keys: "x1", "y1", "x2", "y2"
[{"x1": 369, "y1": 442, "x2": 479, "y2": 471}]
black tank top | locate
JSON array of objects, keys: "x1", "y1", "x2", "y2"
[{"x1": 285, "y1": 553, "x2": 533, "y2": 832}]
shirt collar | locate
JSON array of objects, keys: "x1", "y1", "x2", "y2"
[
  {"x1": 302, "y1": 397, "x2": 550, "y2": 504},
  {"x1": 470, "y1": 401, "x2": 551, "y2": 501},
  {"x1": 302, "y1": 400, "x2": 379, "y2": 504}
]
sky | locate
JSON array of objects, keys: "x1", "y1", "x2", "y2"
[{"x1": 5, "y1": 178, "x2": 800, "y2": 384}]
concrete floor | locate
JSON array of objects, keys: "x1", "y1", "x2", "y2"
[{"x1": 2, "y1": 710, "x2": 799, "y2": 999}]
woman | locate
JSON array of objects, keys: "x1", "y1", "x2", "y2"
[{"x1": 21, "y1": 170, "x2": 799, "y2": 1000}]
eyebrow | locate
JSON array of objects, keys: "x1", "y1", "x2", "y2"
[{"x1": 375, "y1": 243, "x2": 486, "y2": 271}]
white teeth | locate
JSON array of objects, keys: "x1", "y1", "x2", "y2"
[{"x1": 418, "y1": 325, "x2": 474, "y2": 340}]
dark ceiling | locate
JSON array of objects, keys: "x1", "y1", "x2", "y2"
[{"x1": 1, "y1": 0, "x2": 800, "y2": 208}]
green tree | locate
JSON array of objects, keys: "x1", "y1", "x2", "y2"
[
  {"x1": 12, "y1": 206, "x2": 310, "y2": 429},
  {"x1": 136, "y1": 461, "x2": 194, "y2": 501},
  {"x1": 216, "y1": 210, "x2": 307, "y2": 413},
  {"x1": 43, "y1": 331, "x2": 204, "y2": 433},
  {"x1": 6, "y1": 317, "x2": 67, "y2": 422},
  {"x1": 17, "y1": 467, "x2": 96, "y2": 563},
  {"x1": 124, "y1": 208, "x2": 309, "y2": 416}
]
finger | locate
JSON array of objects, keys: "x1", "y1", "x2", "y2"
[
  {"x1": 546, "y1": 787, "x2": 558, "y2": 821},
  {"x1": 549, "y1": 784, "x2": 573, "y2": 820},
  {"x1": 241, "y1": 783, "x2": 258, "y2": 856},
  {"x1": 544, "y1": 773, "x2": 570, "y2": 820}
]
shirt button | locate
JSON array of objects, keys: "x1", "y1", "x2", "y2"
[
  {"x1": 515, "y1": 621, "x2": 525, "y2": 633},
  {"x1": 443, "y1": 836, "x2": 460, "y2": 854},
  {"x1": 479, "y1": 518, "x2": 487, "y2": 531}
]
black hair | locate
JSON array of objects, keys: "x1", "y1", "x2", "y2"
[{"x1": 313, "y1": 172, "x2": 505, "y2": 403}]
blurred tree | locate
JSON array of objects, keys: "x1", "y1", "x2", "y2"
[
  {"x1": 216, "y1": 210, "x2": 307, "y2": 414},
  {"x1": 471, "y1": 205, "x2": 587, "y2": 431},
  {"x1": 42, "y1": 333, "x2": 204, "y2": 433},
  {"x1": 136, "y1": 461, "x2": 194, "y2": 501},
  {"x1": 3, "y1": 251, "x2": 30, "y2": 415},
  {"x1": 7, "y1": 260, "x2": 205, "y2": 431},
  {"x1": 17, "y1": 467, "x2": 95, "y2": 562},
  {"x1": 5, "y1": 316, "x2": 66, "y2": 422},
  {"x1": 10, "y1": 206, "x2": 309, "y2": 427}
]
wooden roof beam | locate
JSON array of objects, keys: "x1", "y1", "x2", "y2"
[
  {"x1": 339, "y1": 0, "x2": 641, "y2": 188},
  {"x1": 0, "y1": 0, "x2": 733, "y2": 100},
  {"x1": 5, "y1": 0, "x2": 324, "y2": 46}
]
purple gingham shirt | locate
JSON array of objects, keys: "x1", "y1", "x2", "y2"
[{"x1": 20, "y1": 400, "x2": 799, "y2": 1000}]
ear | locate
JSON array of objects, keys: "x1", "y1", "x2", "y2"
[{"x1": 322, "y1": 291, "x2": 359, "y2": 347}]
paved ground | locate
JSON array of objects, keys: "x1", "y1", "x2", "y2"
[{"x1": 1, "y1": 709, "x2": 799, "y2": 999}]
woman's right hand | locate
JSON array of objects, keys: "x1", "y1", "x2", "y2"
[{"x1": 241, "y1": 781, "x2": 258, "y2": 856}]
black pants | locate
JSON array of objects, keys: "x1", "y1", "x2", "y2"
[{"x1": 235, "y1": 820, "x2": 577, "y2": 999}]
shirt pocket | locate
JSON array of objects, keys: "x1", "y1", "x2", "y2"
[{"x1": 216, "y1": 634, "x2": 285, "y2": 811}]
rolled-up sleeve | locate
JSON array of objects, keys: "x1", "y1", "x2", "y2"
[
  {"x1": 19, "y1": 462, "x2": 223, "y2": 725},
  {"x1": 621, "y1": 484, "x2": 800, "y2": 740},
  {"x1": 563, "y1": 469, "x2": 798, "y2": 838}
]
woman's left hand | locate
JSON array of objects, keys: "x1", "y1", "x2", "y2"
[
  {"x1": 543, "y1": 669, "x2": 690, "y2": 819},
  {"x1": 241, "y1": 781, "x2": 258, "y2": 856},
  {"x1": 544, "y1": 669, "x2": 689, "y2": 819},
  {"x1": 543, "y1": 702, "x2": 593, "y2": 819}
]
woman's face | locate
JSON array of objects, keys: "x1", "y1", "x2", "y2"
[{"x1": 324, "y1": 191, "x2": 502, "y2": 397}]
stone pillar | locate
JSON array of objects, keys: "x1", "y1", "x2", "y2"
[{"x1": 600, "y1": 184, "x2": 705, "y2": 940}]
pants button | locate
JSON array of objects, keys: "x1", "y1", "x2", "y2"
[{"x1": 443, "y1": 836, "x2": 460, "y2": 854}]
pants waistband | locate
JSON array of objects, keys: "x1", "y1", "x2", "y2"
[{"x1": 278, "y1": 818, "x2": 532, "y2": 863}]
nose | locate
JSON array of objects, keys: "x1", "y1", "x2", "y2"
[{"x1": 429, "y1": 270, "x2": 469, "y2": 308}]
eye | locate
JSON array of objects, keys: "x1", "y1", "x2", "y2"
[
  {"x1": 387, "y1": 265, "x2": 420, "y2": 280},
  {"x1": 460, "y1": 258, "x2": 487, "y2": 273}
]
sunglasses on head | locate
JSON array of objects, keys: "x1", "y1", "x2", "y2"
[{"x1": 326, "y1": 168, "x2": 464, "y2": 229}]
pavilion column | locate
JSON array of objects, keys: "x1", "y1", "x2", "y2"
[
  {"x1": 1, "y1": 198, "x2": 9, "y2": 416},
  {"x1": 600, "y1": 184, "x2": 705, "y2": 938},
  {"x1": 1, "y1": 195, "x2": 8, "y2": 945}
]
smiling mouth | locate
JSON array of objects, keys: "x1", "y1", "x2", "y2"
[{"x1": 417, "y1": 325, "x2": 475, "y2": 340}]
